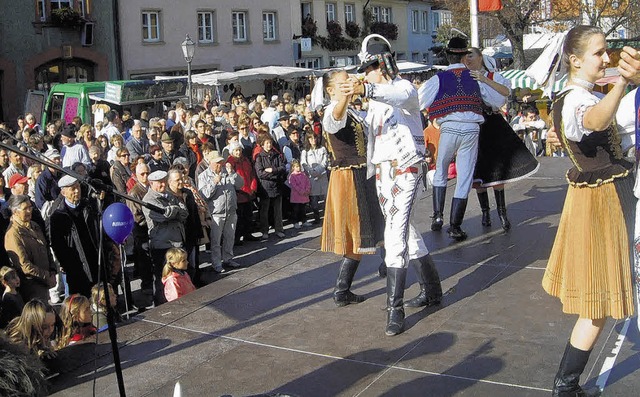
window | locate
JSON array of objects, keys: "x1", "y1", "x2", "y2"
[
  {"x1": 372, "y1": 6, "x2": 392, "y2": 23},
  {"x1": 421, "y1": 11, "x2": 428, "y2": 32},
  {"x1": 37, "y1": 0, "x2": 46, "y2": 21},
  {"x1": 263, "y1": 12, "x2": 277, "y2": 40},
  {"x1": 345, "y1": 4, "x2": 355, "y2": 23},
  {"x1": 232, "y1": 11, "x2": 247, "y2": 42},
  {"x1": 142, "y1": 11, "x2": 161, "y2": 42},
  {"x1": 301, "y1": 2, "x2": 313, "y2": 23},
  {"x1": 197, "y1": 11, "x2": 215, "y2": 43},
  {"x1": 411, "y1": 10, "x2": 419, "y2": 32},
  {"x1": 412, "y1": 52, "x2": 420, "y2": 62},
  {"x1": 296, "y1": 57, "x2": 321, "y2": 69},
  {"x1": 50, "y1": 0, "x2": 72, "y2": 10},
  {"x1": 326, "y1": 3, "x2": 336, "y2": 22}
]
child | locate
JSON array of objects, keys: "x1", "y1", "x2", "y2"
[
  {"x1": 161, "y1": 248, "x2": 196, "y2": 302},
  {"x1": 91, "y1": 282, "x2": 118, "y2": 332},
  {"x1": 58, "y1": 294, "x2": 96, "y2": 348},
  {"x1": 287, "y1": 159, "x2": 311, "y2": 229},
  {"x1": 6, "y1": 299, "x2": 58, "y2": 359},
  {"x1": 300, "y1": 133, "x2": 328, "y2": 224},
  {"x1": 0, "y1": 266, "x2": 25, "y2": 329}
]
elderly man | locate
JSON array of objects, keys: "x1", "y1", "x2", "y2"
[
  {"x1": 127, "y1": 163, "x2": 153, "y2": 295},
  {"x1": 126, "y1": 121, "x2": 150, "y2": 162},
  {"x1": 35, "y1": 149, "x2": 62, "y2": 212},
  {"x1": 49, "y1": 176, "x2": 106, "y2": 297},
  {"x1": 198, "y1": 150, "x2": 243, "y2": 273},
  {"x1": 60, "y1": 125, "x2": 91, "y2": 170},
  {"x1": 142, "y1": 170, "x2": 189, "y2": 305},
  {"x1": 271, "y1": 111, "x2": 291, "y2": 150}
]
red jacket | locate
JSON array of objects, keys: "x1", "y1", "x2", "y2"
[
  {"x1": 225, "y1": 155, "x2": 258, "y2": 203},
  {"x1": 162, "y1": 270, "x2": 196, "y2": 302}
]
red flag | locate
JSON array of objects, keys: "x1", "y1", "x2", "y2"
[{"x1": 479, "y1": 0, "x2": 503, "y2": 12}]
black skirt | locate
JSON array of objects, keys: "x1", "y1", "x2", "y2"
[{"x1": 474, "y1": 113, "x2": 540, "y2": 187}]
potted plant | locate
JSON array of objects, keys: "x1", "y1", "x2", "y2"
[
  {"x1": 370, "y1": 21, "x2": 398, "y2": 40},
  {"x1": 50, "y1": 7, "x2": 84, "y2": 29},
  {"x1": 345, "y1": 21, "x2": 360, "y2": 39}
]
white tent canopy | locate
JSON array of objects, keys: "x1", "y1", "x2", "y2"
[{"x1": 157, "y1": 66, "x2": 321, "y2": 87}]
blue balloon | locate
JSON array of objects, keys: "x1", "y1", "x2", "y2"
[{"x1": 103, "y1": 203, "x2": 135, "y2": 244}]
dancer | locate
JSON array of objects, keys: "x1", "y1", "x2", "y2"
[
  {"x1": 351, "y1": 34, "x2": 442, "y2": 335},
  {"x1": 541, "y1": 25, "x2": 640, "y2": 397},
  {"x1": 418, "y1": 37, "x2": 504, "y2": 241},
  {"x1": 463, "y1": 48, "x2": 539, "y2": 231},
  {"x1": 313, "y1": 69, "x2": 384, "y2": 307}
]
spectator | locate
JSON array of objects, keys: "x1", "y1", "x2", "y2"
[
  {"x1": 142, "y1": 170, "x2": 188, "y2": 305},
  {"x1": 58, "y1": 294, "x2": 96, "y2": 348},
  {"x1": 96, "y1": 135, "x2": 110, "y2": 160},
  {"x1": 34, "y1": 148, "x2": 62, "y2": 213},
  {"x1": 110, "y1": 148, "x2": 131, "y2": 195},
  {"x1": 162, "y1": 247, "x2": 196, "y2": 302},
  {"x1": 271, "y1": 111, "x2": 291, "y2": 150},
  {"x1": 283, "y1": 127, "x2": 303, "y2": 172},
  {"x1": 26, "y1": 164, "x2": 43, "y2": 202},
  {"x1": 198, "y1": 150, "x2": 244, "y2": 272},
  {"x1": 107, "y1": 133, "x2": 124, "y2": 165},
  {"x1": 0, "y1": 266, "x2": 24, "y2": 329},
  {"x1": 127, "y1": 163, "x2": 153, "y2": 295},
  {"x1": 4, "y1": 195, "x2": 56, "y2": 302},
  {"x1": 512, "y1": 105, "x2": 547, "y2": 156},
  {"x1": 78, "y1": 124, "x2": 97, "y2": 152},
  {"x1": 91, "y1": 282, "x2": 117, "y2": 331},
  {"x1": 0, "y1": 148, "x2": 9, "y2": 174},
  {"x1": 287, "y1": 159, "x2": 311, "y2": 229},
  {"x1": 6, "y1": 299, "x2": 58, "y2": 360},
  {"x1": 88, "y1": 146, "x2": 112, "y2": 188},
  {"x1": 300, "y1": 133, "x2": 328, "y2": 224},
  {"x1": 160, "y1": 132, "x2": 177, "y2": 165},
  {"x1": 60, "y1": 125, "x2": 91, "y2": 170},
  {"x1": 148, "y1": 144, "x2": 168, "y2": 173},
  {"x1": 225, "y1": 142, "x2": 258, "y2": 244},
  {"x1": 100, "y1": 110, "x2": 120, "y2": 140},
  {"x1": 254, "y1": 135, "x2": 286, "y2": 240},
  {"x1": 126, "y1": 121, "x2": 150, "y2": 163},
  {"x1": 178, "y1": 130, "x2": 200, "y2": 179},
  {"x1": 3, "y1": 150, "x2": 27, "y2": 182}
]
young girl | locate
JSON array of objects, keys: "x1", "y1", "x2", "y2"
[
  {"x1": 300, "y1": 133, "x2": 328, "y2": 224},
  {"x1": 0, "y1": 266, "x2": 25, "y2": 329},
  {"x1": 91, "y1": 282, "x2": 118, "y2": 332},
  {"x1": 58, "y1": 294, "x2": 96, "y2": 348},
  {"x1": 287, "y1": 159, "x2": 311, "y2": 229},
  {"x1": 6, "y1": 299, "x2": 58, "y2": 359},
  {"x1": 162, "y1": 248, "x2": 196, "y2": 302},
  {"x1": 542, "y1": 26, "x2": 640, "y2": 396}
]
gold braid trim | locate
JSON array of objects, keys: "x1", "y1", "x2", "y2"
[{"x1": 565, "y1": 169, "x2": 630, "y2": 188}]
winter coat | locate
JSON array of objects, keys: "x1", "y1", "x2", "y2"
[
  {"x1": 142, "y1": 189, "x2": 188, "y2": 250},
  {"x1": 301, "y1": 147, "x2": 329, "y2": 197},
  {"x1": 162, "y1": 269, "x2": 196, "y2": 302},
  {"x1": 254, "y1": 149, "x2": 286, "y2": 198},
  {"x1": 225, "y1": 155, "x2": 258, "y2": 203},
  {"x1": 288, "y1": 172, "x2": 311, "y2": 204}
]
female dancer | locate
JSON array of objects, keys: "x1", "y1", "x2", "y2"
[
  {"x1": 314, "y1": 69, "x2": 385, "y2": 307},
  {"x1": 463, "y1": 48, "x2": 539, "y2": 231},
  {"x1": 542, "y1": 26, "x2": 640, "y2": 396}
]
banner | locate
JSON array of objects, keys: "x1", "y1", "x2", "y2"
[{"x1": 479, "y1": 0, "x2": 503, "y2": 12}]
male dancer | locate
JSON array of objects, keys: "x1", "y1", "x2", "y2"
[
  {"x1": 350, "y1": 34, "x2": 442, "y2": 336},
  {"x1": 418, "y1": 37, "x2": 504, "y2": 241}
]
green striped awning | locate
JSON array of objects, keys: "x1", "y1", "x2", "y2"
[{"x1": 500, "y1": 69, "x2": 566, "y2": 92}]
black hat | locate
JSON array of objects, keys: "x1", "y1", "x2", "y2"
[
  {"x1": 278, "y1": 111, "x2": 290, "y2": 121},
  {"x1": 357, "y1": 39, "x2": 392, "y2": 73},
  {"x1": 61, "y1": 124, "x2": 76, "y2": 138},
  {"x1": 446, "y1": 37, "x2": 470, "y2": 54}
]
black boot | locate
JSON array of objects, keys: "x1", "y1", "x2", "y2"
[
  {"x1": 404, "y1": 254, "x2": 443, "y2": 307},
  {"x1": 333, "y1": 257, "x2": 366, "y2": 307},
  {"x1": 552, "y1": 342, "x2": 601, "y2": 397},
  {"x1": 447, "y1": 198, "x2": 468, "y2": 241},
  {"x1": 477, "y1": 190, "x2": 491, "y2": 227},
  {"x1": 385, "y1": 267, "x2": 407, "y2": 336},
  {"x1": 378, "y1": 247, "x2": 387, "y2": 278},
  {"x1": 431, "y1": 186, "x2": 447, "y2": 231},
  {"x1": 494, "y1": 189, "x2": 511, "y2": 231},
  {"x1": 313, "y1": 210, "x2": 321, "y2": 224}
]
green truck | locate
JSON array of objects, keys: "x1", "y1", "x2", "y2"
[{"x1": 27, "y1": 79, "x2": 188, "y2": 127}]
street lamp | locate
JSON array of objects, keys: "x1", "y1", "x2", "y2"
[{"x1": 181, "y1": 34, "x2": 196, "y2": 108}]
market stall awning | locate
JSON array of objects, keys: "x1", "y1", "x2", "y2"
[
  {"x1": 500, "y1": 69, "x2": 566, "y2": 92},
  {"x1": 233, "y1": 66, "x2": 321, "y2": 82}
]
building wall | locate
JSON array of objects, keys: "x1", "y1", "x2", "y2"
[
  {"x1": 0, "y1": 0, "x2": 118, "y2": 125},
  {"x1": 406, "y1": 1, "x2": 435, "y2": 64},
  {"x1": 119, "y1": 0, "x2": 294, "y2": 78}
]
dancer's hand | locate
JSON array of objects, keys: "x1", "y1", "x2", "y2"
[
  {"x1": 618, "y1": 46, "x2": 640, "y2": 84},
  {"x1": 546, "y1": 126, "x2": 562, "y2": 149}
]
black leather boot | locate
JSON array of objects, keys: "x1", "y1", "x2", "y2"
[
  {"x1": 477, "y1": 190, "x2": 491, "y2": 227},
  {"x1": 494, "y1": 189, "x2": 511, "y2": 231},
  {"x1": 385, "y1": 267, "x2": 407, "y2": 336},
  {"x1": 552, "y1": 342, "x2": 601, "y2": 397},
  {"x1": 447, "y1": 198, "x2": 468, "y2": 241},
  {"x1": 405, "y1": 254, "x2": 443, "y2": 307},
  {"x1": 333, "y1": 257, "x2": 366, "y2": 307},
  {"x1": 378, "y1": 247, "x2": 387, "y2": 278},
  {"x1": 431, "y1": 186, "x2": 446, "y2": 231}
]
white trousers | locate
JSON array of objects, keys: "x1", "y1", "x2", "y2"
[
  {"x1": 433, "y1": 124, "x2": 480, "y2": 199},
  {"x1": 376, "y1": 161, "x2": 429, "y2": 269}
]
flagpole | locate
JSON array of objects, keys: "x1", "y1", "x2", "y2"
[{"x1": 470, "y1": 0, "x2": 479, "y2": 47}]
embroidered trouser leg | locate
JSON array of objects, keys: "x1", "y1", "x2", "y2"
[{"x1": 376, "y1": 161, "x2": 429, "y2": 269}]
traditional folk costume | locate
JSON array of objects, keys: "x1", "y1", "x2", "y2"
[
  {"x1": 418, "y1": 38, "x2": 505, "y2": 241},
  {"x1": 321, "y1": 100, "x2": 385, "y2": 306},
  {"x1": 358, "y1": 34, "x2": 442, "y2": 336},
  {"x1": 543, "y1": 86, "x2": 635, "y2": 320}
]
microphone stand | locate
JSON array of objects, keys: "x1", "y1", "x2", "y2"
[{"x1": 0, "y1": 135, "x2": 164, "y2": 397}]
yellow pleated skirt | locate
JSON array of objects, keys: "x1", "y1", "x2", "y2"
[
  {"x1": 321, "y1": 167, "x2": 383, "y2": 256},
  {"x1": 542, "y1": 176, "x2": 635, "y2": 319}
]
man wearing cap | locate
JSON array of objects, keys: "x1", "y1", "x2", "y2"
[
  {"x1": 34, "y1": 149, "x2": 62, "y2": 213},
  {"x1": 5, "y1": 174, "x2": 46, "y2": 234},
  {"x1": 198, "y1": 150, "x2": 244, "y2": 272},
  {"x1": 271, "y1": 111, "x2": 291, "y2": 150},
  {"x1": 49, "y1": 175, "x2": 109, "y2": 298},
  {"x1": 142, "y1": 170, "x2": 189, "y2": 305},
  {"x1": 160, "y1": 132, "x2": 177, "y2": 167},
  {"x1": 60, "y1": 125, "x2": 92, "y2": 170},
  {"x1": 351, "y1": 34, "x2": 442, "y2": 336},
  {"x1": 418, "y1": 36, "x2": 504, "y2": 241}
]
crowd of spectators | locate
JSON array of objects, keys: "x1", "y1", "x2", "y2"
[{"x1": 0, "y1": 91, "x2": 336, "y2": 386}]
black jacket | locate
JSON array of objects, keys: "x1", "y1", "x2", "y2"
[{"x1": 254, "y1": 149, "x2": 286, "y2": 198}]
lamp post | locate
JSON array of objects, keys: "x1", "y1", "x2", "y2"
[{"x1": 181, "y1": 34, "x2": 196, "y2": 108}]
